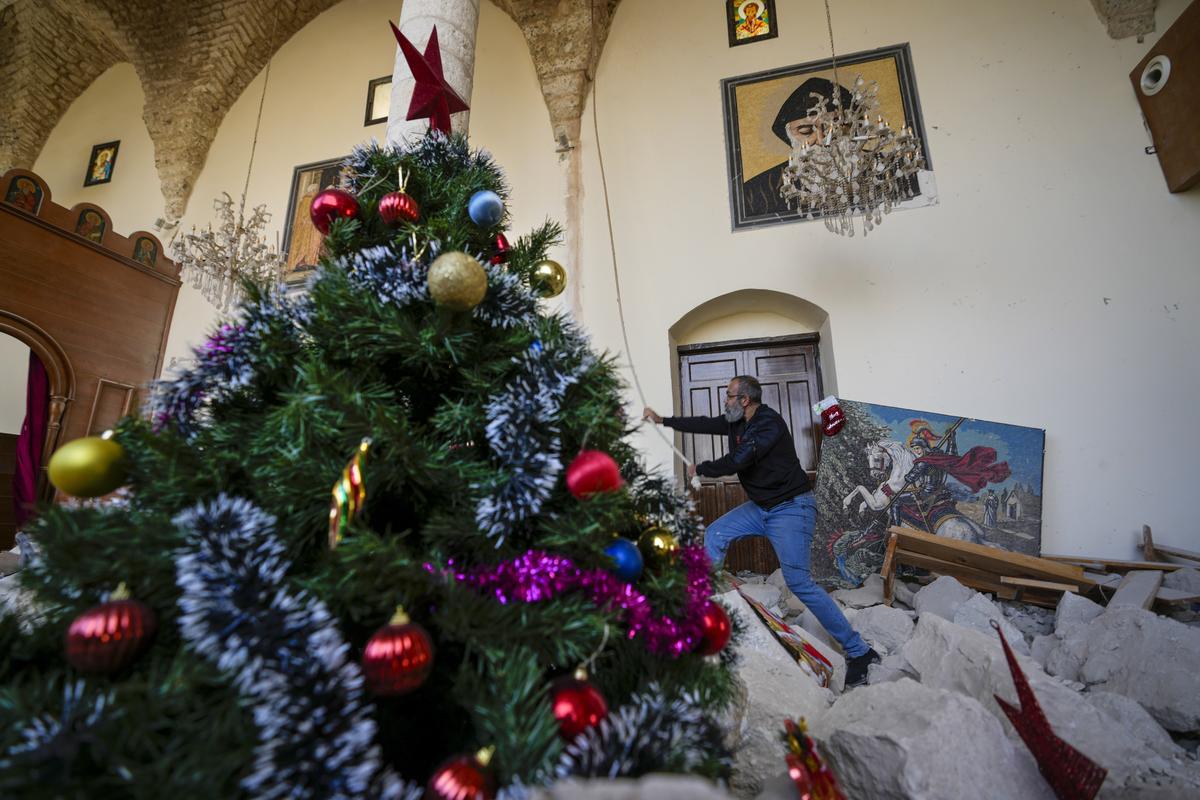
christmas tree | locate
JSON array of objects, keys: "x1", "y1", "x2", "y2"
[{"x1": 0, "y1": 134, "x2": 737, "y2": 798}]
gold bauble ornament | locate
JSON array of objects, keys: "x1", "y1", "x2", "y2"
[
  {"x1": 530, "y1": 259, "x2": 567, "y2": 298},
  {"x1": 48, "y1": 435, "x2": 129, "y2": 497},
  {"x1": 429, "y1": 251, "x2": 488, "y2": 310},
  {"x1": 637, "y1": 526, "x2": 679, "y2": 568}
]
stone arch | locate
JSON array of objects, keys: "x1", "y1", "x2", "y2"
[
  {"x1": 0, "y1": 311, "x2": 76, "y2": 502},
  {"x1": 666, "y1": 288, "x2": 839, "y2": 412}
]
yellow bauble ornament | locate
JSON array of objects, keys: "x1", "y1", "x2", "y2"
[
  {"x1": 48, "y1": 435, "x2": 129, "y2": 497},
  {"x1": 637, "y1": 526, "x2": 679, "y2": 568},
  {"x1": 530, "y1": 259, "x2": 567, "y2": 298},
  {"x1": 429, "y1": 251, "x2": 488, "y2": 310}
]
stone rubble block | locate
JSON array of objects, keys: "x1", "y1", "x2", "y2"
[
  {"x1": 1064, "y1": 606, "x2": 1200, "y2": 733},
  {"x1": 953, "y1": 593, "x2": 1030, "y2": 655},
  {"x1": 737, "y1": 582, "x2": 782, "y2": 610},
  {"x1": 901, "y1": 614, "x2": 1179, "y2": 787},
  {"x1": 766, "y1": 568, "x2": 788, "y2": 588},
  {"x1": 533, "y1": 775, "x2": 737, "y2": 800},
  {"x1": 830, "y1": 573, "x2": 885, "y2": 609},
  {"x1": 1029, "y1": 634, "x2": 1058, "y2": 668},
  {"x1": 1087, "y1": 691, "x2": 1184, "y2": 760},
  {"x1": 717, "y1": 590, "x2": 832, "y2": 797},
  {"x1": 867, "y1": 650, "x2": 918, "y2": 685},
  {"x1": 999, "y1": 600, "x2": 1055, "y2": 640},
  {"x1": 809, "y1": 679, "x2": 1055, "y2": 800},
  {"x1": 892, "y1": 580, "x2": 918, "y2": 609},
  {"x1": 798, "y1": 608, "x2": 838, "y2": 652},
  {"x1": 913, "y1": 575, "x2": 974, "y2": 621},
  {"x1": 1055, "y1": 591, "x2": 1105, "y2": 636},
  {"x1": 853, "y1": 603, "x2": 916, "y2": 654},
  {"x1": 1163, "y1": 567, "x2": 1200, "y2": 594}
]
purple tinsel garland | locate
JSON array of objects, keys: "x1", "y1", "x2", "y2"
[{"x1": 428, "y1": 546, "x2": 713, "y2": 657}]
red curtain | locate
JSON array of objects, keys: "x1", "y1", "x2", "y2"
[{"x1": 13, "y1": 351, "x2": 49, "y2": 528}]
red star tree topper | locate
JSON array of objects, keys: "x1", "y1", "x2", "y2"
[{"x1": 389, "y1": 22, "x2": 470, "y2": 135}]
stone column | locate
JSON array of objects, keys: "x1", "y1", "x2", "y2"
[{"x1": 386, "y1": 0, "x2": 482, "y2": 145}]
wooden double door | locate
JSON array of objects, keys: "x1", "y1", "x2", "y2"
[{"x1": 677, "y1": 335, "x2": 823, "y2": 573}]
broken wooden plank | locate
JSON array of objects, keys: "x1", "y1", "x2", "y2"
[
  {"x1": 892, "y1": 527, "x2": 1087, "y2": 585},
  {"x1": 892, "y1": 548, "x2": 1021, "y2": 599},
  {"x1": 1043, "y1": 555, "x2": 1185, "y2": 573},
  {"x1": 1000, "y1": 576, "x2": 1079, "y2": 593},
  {"x1": 881, "y1": 532, "x2": 899, "y2": 607},
  {"x1": 1108, "y1": 570, "x2": 1164, "y2": 609},
  {"x1": 1154, "y1": 543, "x2": 1200, "y2": 565},
  {"x1": 1155, "y1": 586, "x2": 1200, "y2": 605}
]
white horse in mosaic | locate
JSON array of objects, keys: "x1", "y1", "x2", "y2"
[{"x1": 842, "y1": 439, "x2": 983, "y2": 543}]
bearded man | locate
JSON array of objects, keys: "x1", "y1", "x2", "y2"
[{"x1": 644, "y1": 374, "x2": 880, "y2": 686}]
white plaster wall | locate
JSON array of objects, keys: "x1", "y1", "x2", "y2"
[
  {"x1": 574, "y1": 0, "x2": 1200, "y2": 559},
  {"x1": 0, "y1": 336, "x2": 30, "y2": 434}
]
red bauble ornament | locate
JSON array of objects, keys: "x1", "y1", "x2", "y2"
[
  {"x1": 425, "y1": 748, "x2": 497, "y2": 800},
  {"x1": 310, "y1": 189, "x2": 360, "y2": 235},
  {"x1": 489, "y1": 233, "x2": 510, "y2": 265},
  {"x1": 65, "y1": 584, "x2": 157, "y2": 674},
  {"x1": 379, "y1": 191, "x2": 421, "y2": 226},
  {"x1": 550, "y1": 669, "x2": 608, "y2": 740},
  {"x1": 565, "y1": 450, "x2": 623, "y2": 500},
  {"x1": 695, "y1": 600, "x2": 732, "y2": 656},
  {"x1": 362, "y1": 607, "x2": 435, "y2": 696}
]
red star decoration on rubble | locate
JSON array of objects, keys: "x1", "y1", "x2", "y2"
[
  {"x1": 990, "y1": 620, "x2": 1108, "y2": 799},
  {"x1": 389, "y1": 22, "x2": 470, "y2": 136}
]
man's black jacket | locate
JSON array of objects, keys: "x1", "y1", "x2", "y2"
[{"x1": 663, "y1": 404, "x2": 811, "y2": 509}]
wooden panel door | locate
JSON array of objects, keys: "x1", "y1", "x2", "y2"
[{"x1": 678, "y1": 336, "x2": 822, "y2": 574}]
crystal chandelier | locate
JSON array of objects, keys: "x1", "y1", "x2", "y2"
[
  {"x1": 173, "y1": 193, "x2": 285, "y2": 310},
  {"x1": 171, "y1": 16, "x2": 285, "y2": 309},
  {"x1": 779, "y1": 0, "x2": 925, "y2": 237}
]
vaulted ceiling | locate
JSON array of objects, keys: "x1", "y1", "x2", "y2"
[{"x1": 0, "y1": 0, "x2": 1152, "y2": 221}]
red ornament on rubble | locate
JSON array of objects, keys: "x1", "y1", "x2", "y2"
[
  {"x1": 65, "y1": 583, "x2": 157, "y2": 674},
  {"x1": 310, "y1": 188, "x2": 361, "y2": 235},
  {"x1": 362, "y1": 606, "x2": 435, "y2": 696},
  {"x1": 489, "y1": 233, "x2": 510, "y2": 265},
  {"x1": 990, "y1": 620, "x2": 1107, "y2": 799},
  {"x1": 550, "y1": 668, "x2": 609, "y2": 740},
  {"x1": 378, "y1": 167, "x2": 421, "y2": 226},
  {"x1": 812, "y1": 396, "x2": 846, "y2": 437},
  {"x1": 694, "y1": 600, "x2": 732, "y2": 656},
  {"x1": 565, "y1": 450, "x2": 623, "y2": 499},
  {"x1": 784, "y1": 718, "x2": 847, "y2": 800},
  {"x1": 389, "y1": 22, "x2": 470, "y2": 136},
  {"x1": 426, "y1": 747, "x2": 497, "y2": 800}
]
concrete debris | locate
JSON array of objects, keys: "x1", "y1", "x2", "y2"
[
  {"x1": 1043, "y1": 606, "x2": 1200, "y2": 732},
  {"x1": 765, "y1": 568, "x2": 788, "y2": 589},
  {"x1": 1029, "y1": 633, "x2": 1058, "y2": 668},
  {"x1": 998, "y1": 600, "x2": 1055, "y2": 640},
  {"x1": 1109, "y1": 570, "x2": 1164, "y2": 610},
  {"x1": 912, "y1": 575, "x2": 974, "y2": 621},
  {"x1": 1054, "y1": 591, "x2": 1105, "y2": 636},
  {"x1": 737, "y1": 582, "x2": 782, "y2": 609},
  {"x1": 829, "y1": 573, "x2": 885, "y2": 609},
  {"x1": 892, "y1": 580, "x2": 918, "y2": 608},
  {"x1": 953, "y1": 592, "x2": 1030, "y2": 655},
  {"x1": 901, "y1": 614, "x2": 1198, "y2": 788},
  {"x1": 716, "y1": 589, "x2": 832, "y2": 797},
  {"x1": 810, "y1": 679, "x2": 1055, "y2": 800},
  {"x1": 853, "y1": 603, "x2": 916, "y2": 654},
  {"x1": 1163, "y1": 567, "x2": 1200, "y2": 594},
  {"x1": 867, "y1": 650, "x2": 919, "y2": 685},
  {"x1": 797, "y1": 608, "x2": 838, "y2": 652},
  {"x1": 1087, "y1": 691, "x2": 1183, "y2": 760}
]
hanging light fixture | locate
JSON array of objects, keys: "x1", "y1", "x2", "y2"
[
  {"x1": 171, "y1": 16, "x2": 285, "y2": 309},
  {"x1": 780, "y1": 0, "x2": 926, "y2": 237}
]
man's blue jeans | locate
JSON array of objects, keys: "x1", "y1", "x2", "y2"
[{"x1": 706, "y1": 493, "x2": 869, "y2": 658}]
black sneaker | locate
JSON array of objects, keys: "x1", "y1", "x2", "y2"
[{"x1": 845, "y1": 648, "x2": 881, "y2": 687}]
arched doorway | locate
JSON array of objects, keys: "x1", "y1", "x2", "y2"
[
  {"x1": 0, "y1": 311, "x2": 75, "y2": 544},
  {"x1": 668, "y1": 290, "x2": 835, "y2": 574}
]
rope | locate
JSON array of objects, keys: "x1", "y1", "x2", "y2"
[
  {"x1": 240, "y1": 6, "x2": 281, "y2": 205},
  {"x1": 588, "y1": 3, "x2": 695, "y2": 478}
]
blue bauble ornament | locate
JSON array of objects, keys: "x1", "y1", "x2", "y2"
[
  {"x1": 604, "y1": 539, "x2": 644, "y2": 583},
  {"x1": 468, "y1": 190, "x2": 504, "y2": 228}
]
